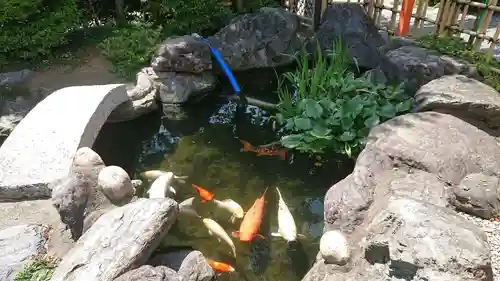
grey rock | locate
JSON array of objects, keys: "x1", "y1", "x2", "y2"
[
  {"x1": 0, "y1": 224, "x2": 49, "y2": 281},
  {"x1": 50, "y1": 198, "x2": 179, "y2": 281},
  {"x1": 381, "y1": 46, "x2": 480, "y2": 94},
  {"x1": 131, "y1": 179, "x2": 143, "y2": 189},
  {"x1": 151, "y1": 250, "x2": 214, "y2": 281},
  {"x1": 151, "y1": 35, "x2": 212, "y2": 73},
  {"x1": 161, "y1": 103, "x2": 189, "y2": 121},
  {"x1": 373, "y1": 169, "x2": 453, "y2": 208},
  {"x1": 415, "y1": 75, "x2": 500, "y2": 132},
  {"x1": 156, "y1": 72, "x2": 216, "y2": 104},
  {"x1": 98, "y1": 166, "x2": 135, "y2": 206},
  {"x1": 82, "y1": 205, "x2": 116, "y2": 234},
  {"x1": 0, "y1": 84, "x2": 49, "y2": 139},
  {"x1": 309, "y1": 3, "x2": 386, "y2": 70},
  {"x1": 113, "y1": 265, "x2": 179, "y2": 281},
  {"x1": 0, "y1": 69, "x2": 34, "y2": 86},
  {"x1": 51, "y1": 147, "x2": 107, "y2": 241},
  {"x1": 207, "y1": 7, "x2": 312, "y2": 71},
  {"x1": 324, "y1": 112, "x2": 500, "y2": 233},
  {"x1": 107, "y1": 68, "x2": 159, "y2": 123},
  {"x1": 362, "y1": 68, "x2": 387, "y2": 85},
  {"x1": 378, "y1": 35, "x2": 417, "y2": 54},
  {"x1": 453, "y1": 173, "x2": 500, "y2": 219}
]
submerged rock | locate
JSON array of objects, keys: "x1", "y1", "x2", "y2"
[
  {"x1": 309, "y1": 3, "x2": 386, "y2": 70},
  {"x1": 50, "y1": 198, "x2": 179, "y2": 281},
  {"x1": 107, "y1": 67, "x2": 159, "y2": 123},
  {"x1": 0, "y1": 224, "x2": 49, "y2": 281},
  {"x1": 207, "y1": 7, "x2": 312, "y2": 71},
  {"x1": 151, "y1": 35, "x2": 212, "y2": 73}
]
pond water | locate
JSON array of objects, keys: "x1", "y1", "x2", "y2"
[{"x1": 93, "y1": 70, "x2": 354, "y2": 281}]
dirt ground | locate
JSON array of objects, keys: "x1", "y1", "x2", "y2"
[{"x1": 26, "y1": 46, "x2": 129, "y2": 94}]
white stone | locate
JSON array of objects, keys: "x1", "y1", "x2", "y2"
[
  {"x1": 0, "y1": 84, "x2": 129, "y2": 201},
  {"x1": 98, "y1": 166, "x2": 134, "y2": 205},
  {"x1": 320, "y1": 230, "x2": 351, "y2": 265}
]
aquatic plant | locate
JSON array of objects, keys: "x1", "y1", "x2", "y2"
[{"x1": 274, "y1": 42, "x2": 413, "y2": 157}]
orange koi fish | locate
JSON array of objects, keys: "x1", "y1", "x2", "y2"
[
  {"x1": 192, "y1": 184, "x2": 215, "y2": 203},
  {"x1": 239, "y1": 139, "x2": 287, "y2": 160},
  {"x1": 207, "y1": 259, "x2": 235, "y2": 272},
  {"x1": 232, "y1": 187, "x2": 268, "y2": 242}
]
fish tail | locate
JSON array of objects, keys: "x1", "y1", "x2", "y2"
[
  {"x1": 262, "y1": 187, "x2": 269, "y2": 197},
  {"x1": 239, "y1": 139, "x2": 253, "y2": 152}
]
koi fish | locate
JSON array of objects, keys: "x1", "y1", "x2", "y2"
[
  {"x1": 192, "y1": 184, "x2": 215, "y2": 203},
  {"x1": 232, "y1": 188, "x2": 268, "y2": 242},
  {"x1": 239, "y1": 139, "x2": 287, "y2": 160},
  {"x1": 141, "y1": 170, "x2": 188, "y2": 183},
  {"x1": 202, "y1": 218, "x2": 237, "y2": 257},
  {"x1": 147, "y1": 173, "x2": 177, "y2": 198},
  {"x1": 207, "y1": 259, "x2": 235, "y2": 273},
  {"x1": 179, "y1": 197, "x2": 201, "y2": 218},
  {"x1": 213, "y1": 199, "x2": 245, "y2": 223},
  {"x1": 271, "y1": 187, "x2": 298, "y2": 242}
]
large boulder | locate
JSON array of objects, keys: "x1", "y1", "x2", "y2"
[
  {"x1": 415, "y1": 74, "x2": 500, "y2": 133},
  {"x1": 207, "y1": 7, "x2": 312, "y2": 71},
  {"x1": 50, "y1": 198, "x2": 179, "y2": 281},
  {"x1": 380, "y1": 45, "x2": 479, "y2": 94},
  {"x1": 156, "y1": 71, "x2": 216, "y2": 104},
  {"x1": 304, "y1": 196, "x2": 494, "y2": 281},
  {"x1": 324, "y1": 112, "x2": 500, "y2": 233},
  {"x1": 308, "y1": 3, "x2": 386, "y2": 70}
]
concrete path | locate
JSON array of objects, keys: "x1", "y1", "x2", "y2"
[{"x1": 0, "y1": 84, "x2": 129, "y2": 201}]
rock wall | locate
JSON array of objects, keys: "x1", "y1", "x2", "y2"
[{"x1": 304, "y1": 75, "x2": 500, "y2": 280}]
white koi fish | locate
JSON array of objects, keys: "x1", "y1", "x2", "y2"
[
  {"x1": 202, "y1": 218, "x2": 237, "y2": 257},
  {"x1": 179, "y1": 197, "x2": 201, "y2": 218},
  {"x1": 147, "y1": 173, "x2": 177, "y2": 198},
  {"x1": 271, "y1": 187, "x2": 298, "y2": 242},
  {"x1": 213, "y1": 199, "x2": 244, "y2": 223},
  {"x1": 141, "y1": 170, "x2": 187, "y2": 183}
]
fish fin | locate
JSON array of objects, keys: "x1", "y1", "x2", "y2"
[
  {"x1": 231, "y1": 231, "x2": 240, "y2": 238},
  {"x1": 168, "y1": 186, "x2": 176, "y2": 196},
  {"x1": 270, "y1": 232, "x2": 281, "y2": 237},
  {"x1": 239, "y1": 139, "x2": 253, "y2": 152},
  {"x1": 229, "y1": 215, "x2": 236, "y2": 224},
  {"x1": 208, "y1": 229, "x2": 213, "y2": 236},
  {"x1": 201, "y1": 199, "x2": 207, "y2": 203},
  {"x1": 279, "y1": 150, "x2": 287, "y2": 160},
  {"x1": 255, "y1": 234, "x2": 266, "y2": 240},
  {"x1": 297, "y1": 234, "x2": 307, "y2": 239},
  {"x1": 262, "y1": 187, "x2": 269, "y2": 197}
]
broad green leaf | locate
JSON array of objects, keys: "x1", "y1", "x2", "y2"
[
  {"x1": 280, "y1": 134, "x2": 303, "y2": 148},
  {"x1": 379, "y1": 103, "x2": 397, "y2": 118},
  {"x1": 343, "y1": 99, "x2": 364, "y2": 118},
  {"x1": 396, "y1": 99, "x2": 413, "y2": 112},
  {"x1": 285, "y1": 118, "x2": 295, "y2": 130},
  {"x1": 309, "y1": 127, "x2": 332, "y2": 139},
  {"x1": 339, "y1": 131, "x2": 356, "y2": 142},
  {"x1": 327, "y1": 116, "x2": 341, "y2": 126},
  {"x1": 341, "y1": 116, "x2": 354, "y2": 130},
  {"x1": 294, "y1": 117, "x2": 312, "y2": 130},
  {"x1": 304, "y1": 99, "x2": 323, "y2": 118},
  {"x1": 364, "y1": 114, "x2": 380, "y2": 128}
]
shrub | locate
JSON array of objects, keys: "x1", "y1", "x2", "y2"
[
  {"x1": 274, "y1": 43, "x2": 413, "y2": 157},
  {"x1": 0, "y1": 0, "x2": 81, "y2": 65},
  {"x1": 98, "y1": 23, "x2": 163, "y2": 79},
  {"x1": 417, "y1": 35, "x2": 500, "y2": 92},
  {"x1": 14, "y1": 255, "x2": 58, "y2": 281}
]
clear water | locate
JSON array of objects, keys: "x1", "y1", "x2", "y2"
[{"x1": 93, "y1": 71, "x2": 353, "y2": 281}]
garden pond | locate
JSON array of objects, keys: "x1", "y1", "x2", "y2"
[{"x1": 93, "y1": 69, "x2": 354, "y2": 281}]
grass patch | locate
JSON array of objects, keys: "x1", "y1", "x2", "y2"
[
  {"x1": 273, "y1": 42, "x2": 413, "y2": 158},
  {"x1": 14, "y1": 255, "x2": 58, "y2": 281},
  {"x1": 417, "y1": 35, "x2": 500, "y2": 92}
]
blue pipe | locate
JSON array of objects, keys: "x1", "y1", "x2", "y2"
[{"x1": 199, "y1": 37, "x2": 241, "y2": 95}]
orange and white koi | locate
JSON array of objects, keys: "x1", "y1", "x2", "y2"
[
  {"x1": 192, "y1": 184, "x2": 215, "y2": 203},
  {"x1": 239, "y1": 139, "x2": 287, "y2": 160}
]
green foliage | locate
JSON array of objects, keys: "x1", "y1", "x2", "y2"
[
  {"x1": 0, "y1": 0, "x2": 81, "y2": 65},
  {"x1": 14, "y1": 255, "x2": 57, "y2": 281},
  {"x1": 417, "y1": 35, "x2": 500, "y2": 92},
  {"x1": 98, "y1": 23, "x2": 163, "y2": 79},
  {"x1": 143, "y1": 0, "x2": 234, "y2": 36},
  {"x1": 275, "y1": 43, "x2": 412, "y2": 157}
]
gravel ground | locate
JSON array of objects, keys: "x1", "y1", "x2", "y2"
[{"x1": 458, "y1": 212, "x2": 500, "y2": 280}]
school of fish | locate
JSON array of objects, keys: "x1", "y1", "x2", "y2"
[{"x1": 141, "y1": 164, "x2": 303, "y2": 274}]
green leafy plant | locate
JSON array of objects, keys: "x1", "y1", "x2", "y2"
[
  {"x1": 417, "y1": 35, "x2": 500, "y2": 92},
  {"x1": 0, "y1": 0, "x2": 81, "y2": 66},
  {"x1": 14, "y1": 255, "x2": 58, "y2": 281},
  {"x1": 274, "y1": 42, "x2": 413, "y2": 157},
  {"x1": 98, "y1": 23, "x2": 163, "y2": 79}
]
